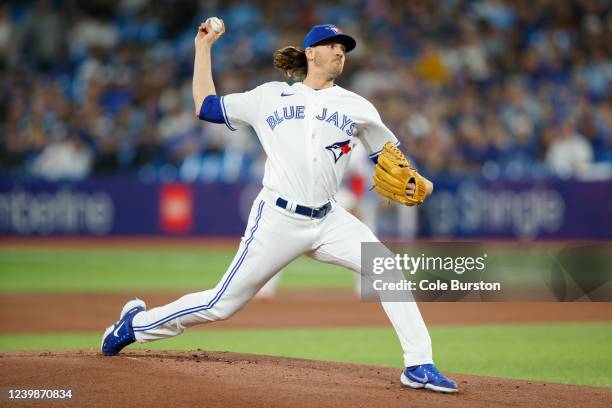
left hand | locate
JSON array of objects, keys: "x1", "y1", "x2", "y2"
[
  {"x1": 373, "y1": 142, "x2": 432, "y2": 206},
  {"x1": 407, "y1": 178, "x2": 433, "y2": 198}
]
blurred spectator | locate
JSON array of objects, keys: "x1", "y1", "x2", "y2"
[
  {"x1": 20, "y1": 0, "x2": 67, "y2": 71},
  {"x1": 0, "y1": 6, "x2": 14, "y2": 70},
  {"x1": 414, "y1": 42, "x2": 449, "y2": 86},
  {"x1": 30, "y1": 134, "x2": 93, "y2": 180},
  {"x1": 546, "y1": 118, "x2": 593, "y2": 178}
]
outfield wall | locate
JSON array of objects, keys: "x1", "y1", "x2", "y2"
[{"x1": 0, "y1": 177, "x2": 610, "y2": 239}]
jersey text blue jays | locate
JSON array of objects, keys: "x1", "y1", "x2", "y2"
[{"x1": 266, "y1": 105, "x2": 355, "y2": 136}]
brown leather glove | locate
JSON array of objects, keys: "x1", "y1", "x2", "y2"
[{"x1": 373, "y1": 142, "x2": 429, "y2": 206}]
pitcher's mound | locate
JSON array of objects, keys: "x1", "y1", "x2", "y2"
[{"x1": 1, "y1": 350, "x2": 609, "y2": 407}]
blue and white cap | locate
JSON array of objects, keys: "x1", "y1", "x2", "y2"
[{"x1": 303, "y1": 24, "x2": 356, "y2": 52}]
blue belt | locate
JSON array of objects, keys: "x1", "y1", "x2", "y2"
[{"x1": 275, "y1": 198, "x2": 332, "y2": 219}]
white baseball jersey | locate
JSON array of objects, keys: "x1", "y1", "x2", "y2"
[{"x1": 220, "y1": 81, "x2": 398, "y2": 206}]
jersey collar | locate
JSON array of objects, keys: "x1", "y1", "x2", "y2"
[{"x1": 293, "y1": 82, "x2": 339, "y2": 94}]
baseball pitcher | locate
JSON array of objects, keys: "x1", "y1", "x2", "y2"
[{"x1": 101, "y1": 18, "x2": 457, "y2": 393}]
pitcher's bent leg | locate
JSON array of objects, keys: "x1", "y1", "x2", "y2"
[
  {"x1": 132, "y1": 200, "x2": 305, "y2": 342},
  {"x1": 312, "y1": 206, "x2": 433, "y2": 367}
]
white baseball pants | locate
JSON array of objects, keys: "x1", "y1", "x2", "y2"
[{"x1": 132, "y1": 188, "x2": 433, "y2": 367}]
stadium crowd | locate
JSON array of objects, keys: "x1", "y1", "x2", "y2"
[{"x1": 1, "y1": 0, "x2": 611, "y2": 182}]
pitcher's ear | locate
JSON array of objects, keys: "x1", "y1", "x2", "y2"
[{"x1": 305, "y1": 47, "x2": 314, "y2": 61}]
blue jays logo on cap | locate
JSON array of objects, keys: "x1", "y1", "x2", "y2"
[{"x1": 303, "y1": 24, "x2": 357, "y2": 52}]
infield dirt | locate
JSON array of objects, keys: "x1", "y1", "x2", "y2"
[{"x1": 2, "y1": 290, "x2": 612, "y2": 333}]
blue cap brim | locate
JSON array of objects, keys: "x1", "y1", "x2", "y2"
[{"x1": 310, "y1": 33, "x2": 356, "y2": 52}]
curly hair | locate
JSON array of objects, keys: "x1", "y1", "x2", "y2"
[{"x1": 273, "y1": 46, "x2": 307, "y2": 81}]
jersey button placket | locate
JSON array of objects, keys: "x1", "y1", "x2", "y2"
[
  {"x1": 311, "y1": 96, "x2": 319, "y2": 141},
  {"x1": 306, "y1": 94, "x2": 318, "y2": 204},
  {"x1": 311, "y1": 123, "x2": 319, "y2": 199}
]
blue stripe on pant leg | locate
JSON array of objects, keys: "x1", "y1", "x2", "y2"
[
  {"x1": 134, "y1": 200, "x2": 264, "y2": 331},
  {"x1": 133, "y1": 200, "x2": 265, "y2": 332}
]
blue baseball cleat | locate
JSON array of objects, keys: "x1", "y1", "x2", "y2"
[
  {"x1": 101, "y1": 298, "x2": 146, "y2": 356},
  {"x1": 401, "y1": 364, "x2": 458, "y2": 393}
]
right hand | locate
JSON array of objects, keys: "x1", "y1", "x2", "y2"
[{"x1": 195, "y1": 18, "x2": 225, "y2": 48}]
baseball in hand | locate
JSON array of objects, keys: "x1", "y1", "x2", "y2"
[{"x1": 207, "y1": 17, "x2": 223, "y2": 33}]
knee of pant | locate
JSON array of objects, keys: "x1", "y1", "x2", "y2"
[{"x1": 212, "y1": 306, "x2": 238, "y2": 321}]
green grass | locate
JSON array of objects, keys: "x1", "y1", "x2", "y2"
[
  {"x1": 0, "y1": 243, "x2": 592, "y2": 294},
  {"x1": 0, "y1": 247, "x2": 353, "y2": 292},
  {"x1": 1, "y1": 323, "x2": 610, "y2": 388}
]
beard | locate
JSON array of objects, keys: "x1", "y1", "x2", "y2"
[
  {"x1": 313, "y1": 54, "x2": 344, "y2": 79},
  {"x1": 328, "y1": 59, "x2": 344, "y2": 77}
]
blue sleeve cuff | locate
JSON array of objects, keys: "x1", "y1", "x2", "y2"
[
  {"x1": 198, "y1": 95, "x2": 225, "y2": 124},
  {"x1": 369, "y1": 141, "x2": 401, "y2": 164}
]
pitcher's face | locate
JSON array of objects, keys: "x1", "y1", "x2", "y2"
[{"x1": 308, "y1": 40, "x2": 346, "y2": 79}]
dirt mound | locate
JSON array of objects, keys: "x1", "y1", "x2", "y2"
[{"x1": 1, "y1": 350, "x2": 610, "y2": 407}]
